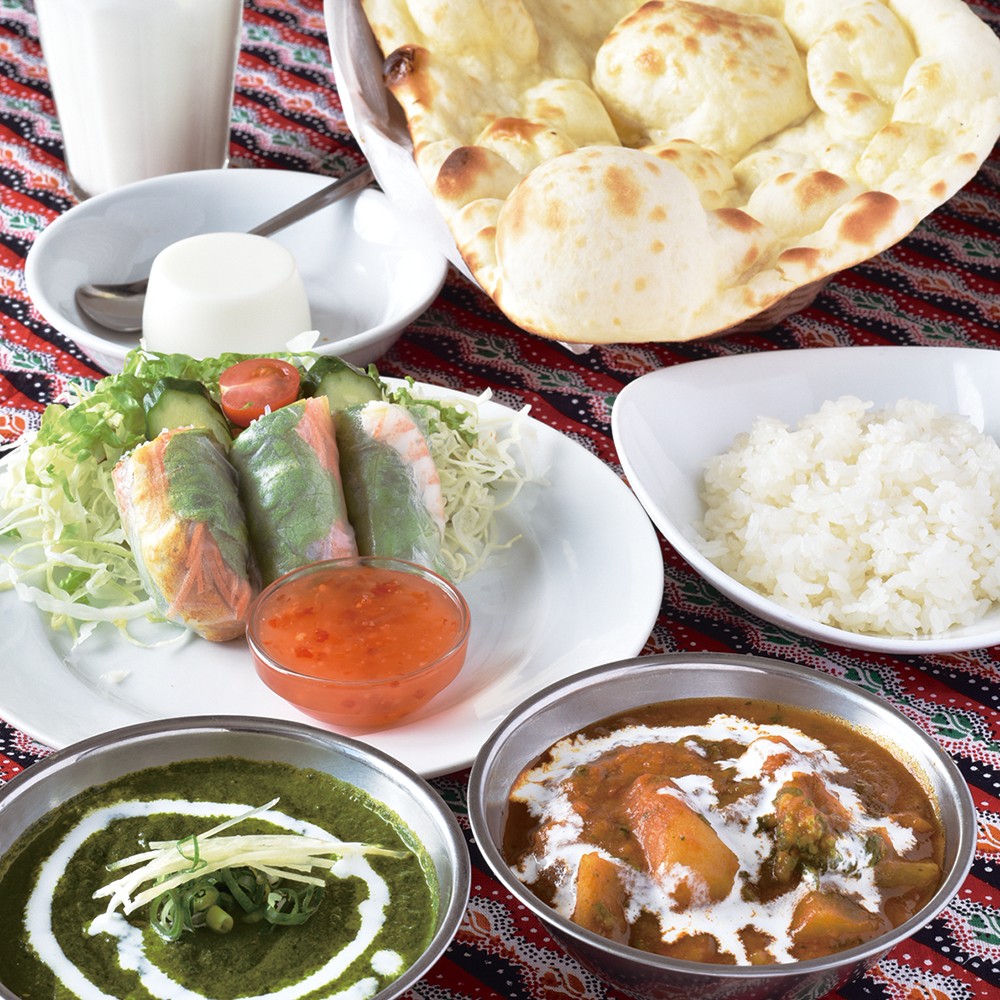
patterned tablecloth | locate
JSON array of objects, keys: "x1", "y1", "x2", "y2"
[{"x1": 3, "y1": 1, "x2": 1000, "y2": 997}]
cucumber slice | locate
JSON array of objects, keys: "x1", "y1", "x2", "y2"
[
  {"x1": 304, "y1": 356, "x2": 382, "y2": 414},
  {"x1": 144, "y1": 378, "x2": 232, "y2": 448}
]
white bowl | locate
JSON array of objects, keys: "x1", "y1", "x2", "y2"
[
  {"x1": 24, "y1": 167, "x2": 448, "y2": 372},
  {"x1": 325, "y1": 0, "x2": 472, "y2": 281},
  {"x1": 612, "y1": 345, "x2": 1000, "y2": 654}
]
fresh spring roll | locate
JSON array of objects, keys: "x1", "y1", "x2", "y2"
[
  {"x1": 336, "y1": 400, "x2": 447, "y2": 574},
  {"x1": 112, "y1": 427, "x2": 257, "y2": 642},
  {"x1": 230, "y1": 395, "x2": 357, "y2": 585}
]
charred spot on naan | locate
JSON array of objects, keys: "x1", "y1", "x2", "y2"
[
  {"x1": 382, "y1": 44, "x2": 423, "y2": 91},
  {"x1": 837, "y1": 191, "x2": 903, "y2": 248},
  {"x1": 433, "y1": 145, "x2": 522, "y2": 219}
]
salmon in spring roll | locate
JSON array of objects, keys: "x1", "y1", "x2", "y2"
[
  {"x1": 112, "y1": 427, "x2": 257, "y2": 642},
  {"x1": 336, "y1": 400, "x2": 448, "y2": 574},
  {"x1": 230, "y1": 395, "x2": 357, "y2": 585}
]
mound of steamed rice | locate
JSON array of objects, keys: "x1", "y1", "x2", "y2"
[{"x1": 697, "y1": 396, "x2": 1000, "y2": 637}]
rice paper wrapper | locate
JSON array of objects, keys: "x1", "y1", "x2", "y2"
[
  {"x1": 231, "y1": 396, "x2": 357, "y2": 585},
  {"x1": 337, "y1": 400, "x2": 448, "y2": 576},
  {"x1": 112, "y1": 428, "x2": 256, "y2": 642}
]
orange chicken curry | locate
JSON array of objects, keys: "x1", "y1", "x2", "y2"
[{"x1": 503, "y1": 698, "x2": 944, "y2": 965}]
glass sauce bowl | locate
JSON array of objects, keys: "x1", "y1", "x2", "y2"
[{"x1": 247, "y1": 556, "x2": 470, "y2": 729}]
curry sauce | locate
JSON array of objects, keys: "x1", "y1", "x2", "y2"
[{"x1": 504, "y1": 698, "x2": 944, "y2": 965}]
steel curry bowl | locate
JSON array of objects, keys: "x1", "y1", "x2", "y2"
[
  {"x1": 0, "y1": 715, "x2": 470, "y2": 1000},
  {"x1": 467, "y1": 653, "x2": 975, "y2": 1000}
]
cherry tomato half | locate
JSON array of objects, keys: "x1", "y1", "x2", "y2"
[{"x1": 218, "y1": 358, "x2": 301, "y2": 427}]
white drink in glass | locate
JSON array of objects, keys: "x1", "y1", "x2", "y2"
[{"x1": 34, "y1": 0, "x2": 243, "y2": 200}]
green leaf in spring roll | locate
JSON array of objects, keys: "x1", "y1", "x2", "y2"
[
  {"x1": 230, "y1": 396, "x2": 357, "y2": 585},
  {"x1": 112, "y1": 427, "x2": 257, "y2": 642},
  {"x1": 336, "y1": 400, "x2": 448, "y2": 575}
]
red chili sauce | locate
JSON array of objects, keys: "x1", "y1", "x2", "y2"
[{"x1": 251, "y1": 563, "x2": 468, "y2": 728}]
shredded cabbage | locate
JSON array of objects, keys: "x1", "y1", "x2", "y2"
[
  {"x1": 392, "y1": 383, "x2": 532, "y2": 580},
  {"x1": 0, "y1": 375, "x2": 157, "y2": 644},
  {"x1": 0, "y1": 350, "x2": 533, "y2": 642}
]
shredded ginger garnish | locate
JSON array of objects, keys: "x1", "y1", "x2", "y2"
[{"x1": 95, "y1": 798, "x2": 406, "y2": 917}]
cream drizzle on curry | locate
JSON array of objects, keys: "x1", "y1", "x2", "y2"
[
  {"x1": 29, "y1": 800, "x2": 397, "y2": 1000},
  {"x1": 0, "y1": 758, "x2": 437, "y2": 1000},
  {"x1": 504, "y1": 699, "x2": 943, "y2": 965}
]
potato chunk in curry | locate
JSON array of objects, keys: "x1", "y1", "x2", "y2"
[{"x1": 625, "y1": 775, "x2": 739, "y2": 906}]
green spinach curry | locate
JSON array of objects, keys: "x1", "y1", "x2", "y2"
[{"x1": 0, "y1": 757, "x2": 437, "y2": 999}]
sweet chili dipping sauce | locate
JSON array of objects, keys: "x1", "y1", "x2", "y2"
[{"x1": 247, "y1": 557, "x2": 470, "y2": 729}]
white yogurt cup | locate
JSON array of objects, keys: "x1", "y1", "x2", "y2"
[
  {"x1": 34, "y1": 0, "x2": 242, "y2": 200},
  {"x1": 141, "y1": 232, "x2": 314, "y2": 358}
]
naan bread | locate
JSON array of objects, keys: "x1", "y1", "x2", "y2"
[{"x1": 359, "y1": 0, "x2": 1000, "y2": 344}]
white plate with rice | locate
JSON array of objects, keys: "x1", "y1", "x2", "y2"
[{"x1": 612, "y1": 345, "x2": 1000, "y2": 654}]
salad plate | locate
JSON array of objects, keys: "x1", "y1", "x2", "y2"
[
  {"x1": 0, "y1": 384, "x2": 664, "y2": 776},
  {"x1": 24, "y1": 168, "x2": 447, "y2": 373},
  {"x1": 612, "y1": 345, "x2": 1000, "y2": 655}
]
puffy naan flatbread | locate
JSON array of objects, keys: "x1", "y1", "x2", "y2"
[{"x1": 359, "y1": 0, "x2": 1000, "y2": 343}]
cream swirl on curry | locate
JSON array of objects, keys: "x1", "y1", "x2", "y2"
[{"x1": 505, "y1": 698, "x2": 942, "y2": 964}]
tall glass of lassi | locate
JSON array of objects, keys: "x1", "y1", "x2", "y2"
[{"x1": 33, "y1": 0, "x2": 243, "y2": 200}]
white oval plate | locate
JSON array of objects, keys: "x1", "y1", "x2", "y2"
[
  {"x1": 0, "y1": 384, "x2": 664, "y2": 775},
  {"x1": 24, "y1": 168, "x2": 447, "y2": 373},
  {"x1": 612, "y1": 345, "x2": 1000, "y2": 655}
]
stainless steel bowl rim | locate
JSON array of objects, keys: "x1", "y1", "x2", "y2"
[
  {"x1": 468, "y1": 651, "x2": 976, "y2": 981},
  {"x1": 0, "y1": 714, "x2": 471, "y2": 1000}
]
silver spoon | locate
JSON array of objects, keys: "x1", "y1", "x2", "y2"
[{"x1": 74, "y1": 162, "x2": 375, "y2": 335}]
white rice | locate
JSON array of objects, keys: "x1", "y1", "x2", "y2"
[{"x1": 696, "y1": 396, "x2": 1000, "y2": 637}]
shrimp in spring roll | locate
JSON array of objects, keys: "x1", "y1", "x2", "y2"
[
  {"x1": 230, "y1": 395, "x2": 357, "y2": 585},
  {"x1": 336, "y1": 400, "x2": 448, "y2": 575},
  {"x1": 112, "y1": 427, "x2": 257, "y2": 642}
]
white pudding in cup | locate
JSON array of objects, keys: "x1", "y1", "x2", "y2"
[{"x1": 141, "y1": 232, "x2": 313, "y2": 357}]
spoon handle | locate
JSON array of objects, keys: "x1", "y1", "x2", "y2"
[
  {"x1": 77, "y1": 162, "x2": 377, "y2": 310},
  {"x1": 249, "y1": 162, "x2": 375, "y2": 238}
]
